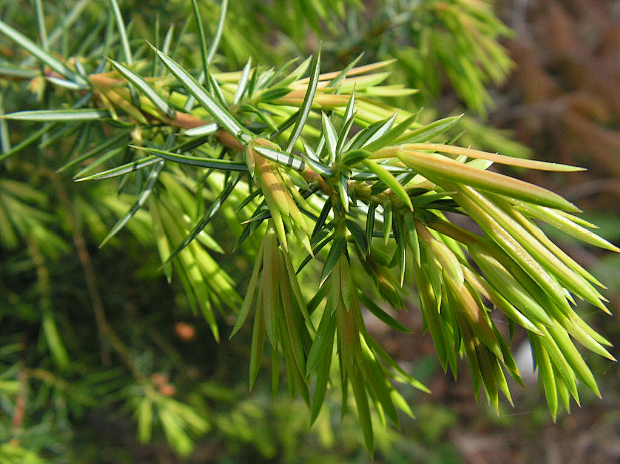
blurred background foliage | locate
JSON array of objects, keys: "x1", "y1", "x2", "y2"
[{"x1": 0, "y1": 0, "x2": 619, "y2": 463}]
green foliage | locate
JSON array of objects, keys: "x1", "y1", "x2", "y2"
[
  {"x1": 224, "y1": 0, "x2": 513, "y2": 115},
  {"x1": 0, "y1": 0, "x2": 617, "y2": 461}
]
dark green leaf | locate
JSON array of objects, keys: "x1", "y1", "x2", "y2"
[
  {"x1": 320, "y1": 237, "x2": 346, "y2": 286},
  {"x1": 136, "y1": 145, "x2": 248, "y2": 171},
  {"x1": 358, "y1": 292, "x2": 410, "y2": 333},
  {"x1": 150, "y1": 44, "x2": 251, "y2": 143},
  {"x1": 74, "y1": 155, "x2": 159, "y2": 182},
  {"x1": 382, "y1": 202, "x2": 392, "y2": 246},
  {"x1": 191, "y1": 0, "x2": 210, "y2": 89},
  {"x1": 346, "y1": 219, "x2": 368, "y2": 256},
  {"x1": 207, "y1": 71, "x2": 228, "y2": 108},
  {"x1": 366, "y1": 203, "x2": 376, "y2": 253},
  {"x1": 258, "y1": 87, "x2": 292, "y2": 102},
  {"x1": 0, "y1": 19, "x2": 86, "y2": 85},
  {"x1": 312, "y1": 198, "x2": 332, "y2": 239},
  {"x1": 100, "y1": 160, "x2": 164, "y2": 247},
  {"x1": 56, "y1": 131, "x2": 129, "y2": 174},
  {"x1": 341, "y1": 149, "x2": 371, "y2": 167},
  {"x1": 72, "y1": 146, "x2": 125, "y2": 179}
]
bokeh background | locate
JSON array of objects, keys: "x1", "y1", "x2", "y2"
[{"x1": 1, "y1": 0, "x2": 619, "y2": 463}]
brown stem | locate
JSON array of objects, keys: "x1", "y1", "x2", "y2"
[
  {"x1": 215, "y1": 129, "x2": 245, "y2": 152},
  {"x1": 11, "y1": 368, "x2": 28, "y2": 437},
  {"x1": 49, "y1": 174, "x2": 111, "y2": 366},
  {"x1": 19, "y1": 162, "x2": 146, "y2": 382},
  {"x1": 90, "y1": 74, "x2": 335, "y2": 193}
]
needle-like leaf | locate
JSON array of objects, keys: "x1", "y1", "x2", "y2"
[
  {"x1": 399, "y1": 150, "x2": 579, "y2": 212},
  {"x1": 400, "y1": 143, "x2": 584, "y2": 172},
  {"x1": 149, "y1": 44, "x2": 251, "y2": 143},
  {"x1": 184, "y1": 123, "x2": 220, "y2": 137},
  {"x1": 100, "y1": 160, "x2": 164, "y2": 248},
  {"x1": 108, "y1": 0, "x2": 132, "y2": 64},
  {"x1": 0, "y1": 19, "x2": 87, "y2": 85},
  {"x1": 363, "y1": 159, "x2": 413, "y2": 211},
  {"x1": 164, "y1": 173, "x2": 241, "y2": 265},
  {"x1": 135, "y1": 145, "x2": 248, "y2": 171},
  {"x1": 253, "y1": 146, "x2": 305, "y2": 171},
  {"x1": 285, "y1": 48, "x2": 321, "y2": 152},
  {"x1": 107, "y1": 58, "x2": 176, "y2": 118},
  {"x1": 394, "y1": 115, "x2": 463, "y2": 144},
  {"x1": 3, "y1": 109, "x2": 109, "y2": 122}
]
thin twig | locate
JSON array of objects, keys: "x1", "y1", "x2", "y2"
[
  {"x1": 20, "y1": 162, "x2": 147, "y2": 383},
  {"x1": 49, "y1": 173, "x2": 111, "y2": 365},
  {"x1": 10, "y1": 368, "x2": 29, "y2": 439}
]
